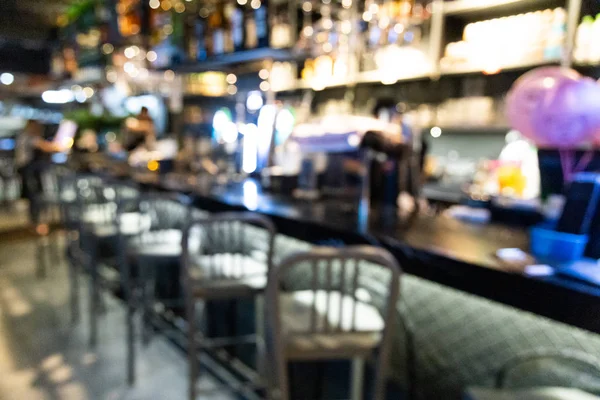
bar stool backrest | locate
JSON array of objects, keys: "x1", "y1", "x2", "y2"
[
  {"x1": 139, "y1": 192, "x2": 197, "y2": 232},
  {"x1": 181, "y1": 212, "x2": 276, "y2": 282},
  {"x1": 100, "y1": 180, "x2": 142, "y2": 235},
  {"x1": 40, "y1": 165, "x2": 70, "y2": 202},
  {"x1": 265, "y1": 246, "x2": 401, "y2": 399},
  {"x1": 61, "y1": 174, "x2": 105, "y2": 228},
  {"x1": 268, "y1": 246, "x2": 401, "y2": 334}
]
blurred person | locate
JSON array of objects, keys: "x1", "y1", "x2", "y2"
[
  {"x1": 125, "y1": 106, "x2": 156, "y2": 151},
  {"x1": 15, "y1": 120, "x2": 62, "y2": 225}
]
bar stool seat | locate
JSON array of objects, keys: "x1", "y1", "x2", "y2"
[
  {"x1": 280, "y1": 290, "x2": 383, "y2": 360},
  {"x1": 82, "y1": 212, "x2": 151, "y2": 238},
  {"x1": 188, "y1": 254, "x2": 267, "y2": 299},
  {"x1": 129, "y1": 230, "x2": 183, "y2": 256}
]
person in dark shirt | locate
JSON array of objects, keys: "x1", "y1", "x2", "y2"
[{"x1": 16, "y1": 120, "x2": 62, "y2": 224}]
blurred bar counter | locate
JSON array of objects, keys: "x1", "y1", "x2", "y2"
[
  {"x1": 80, "y1": 160, "x2": 599, "y2": 335},
  {"x1": 74, "y1": 157, "x2": 600, "y2": 398}
]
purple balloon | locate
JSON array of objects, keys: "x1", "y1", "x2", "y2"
[
  {"x1": 531, "y1": 77, "x2": 600, "y2": 149},
  {"x1": 506, "y1": 67, "x2": 581, "y2": 144}
]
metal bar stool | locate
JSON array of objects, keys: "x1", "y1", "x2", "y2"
[
  {"x1": 61, "y1": 173, "x2": 106, "y2": 322},
  {"x1": 124, "y1": 191, "x2": 205, "y2": 383},
  {"x1": 265, "y1": 245, "x2": 402, "y2": 400},
  {"x1": 74, "y1": 179, "x2": 143, "y2": 384},
  {"x1": 80, "y1": 180, "x2": 141, "y2": 337},
  {"x1": 181, "y1": 212, "x2": 276, "y2": 400},
  {"x1": 29, "y1": 164, "x2": 70, "y2": 277}
]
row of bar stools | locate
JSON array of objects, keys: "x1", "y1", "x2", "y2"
[
  {"x1": 179, "y1": 214, "x2": 402, "y2": 400},
  {"x1": 64, "y1": 177, "x2": 403, "y2": 400},
  {"x1": 65, "y1": 175, "x2": 143, "y2": 383}
]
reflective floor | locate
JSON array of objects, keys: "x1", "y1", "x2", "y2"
[
  {"x1": 0, "y1": 200, "x2": 29, "y2": 233},
  {"x1": 0, "y1": 235, "x2": 232, "y2": 400}
]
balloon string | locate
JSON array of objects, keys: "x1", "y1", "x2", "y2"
[
  {"x1": 559, "y1": 150, "x2": 571, "y2": 184},
  {"x1": 574, "y1": 150, "x2": 594, "y2": 174},
  {"x1": 567, "y1": 151, "x2": 574, "y2": 182}
]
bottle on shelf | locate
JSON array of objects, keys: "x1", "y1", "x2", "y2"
[
  {"x1": 442, "y1": 8, "x2": 566, "y2": 71},
  {"x1": 223, "y1": 1, "x2": 235, "y2": 53},
  {"x1": 254, "y1": 0, "x2": 270, "y2": 48},
  {"x1": 230, "y1": 2, "x2": 246, "y2": 52},
  {"x1": 209, "y1": 2, "x2": 226, "y2": 55},
  {"x1": 190, "y1": 13, "x2": 209, "y2": 61},
  {"x1": 543, "y1": 7, "x2": 566, "y2": 61},
  {"x1": 574, "y1": 15, "x2": 594, "y2": 63},
  {"x1": 271, "y1": 7, "x2": 292, "y2": 48},
  {"x1": 590, "y1": 13, "x2": 600, "y2": 63},
  {"x1": 245, "y1": 2, "x2": 258, "y2": 48}
]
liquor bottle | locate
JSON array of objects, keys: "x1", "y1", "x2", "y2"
[
  {"x1": 209, "y1": 2, "x2": 226, "y2": 55},
  {"x1": 271, "y1": 13, "x2": 292, "y2": 48},
  {"x1": 544, "y1": 7, "x2": 566, "y2": 60},
  {"x1": 405, "y1": 1, "x2": 423, "y2": 47},
  {"x1": 195, "y1": 15, "x2": 209, "y2": 60},
  {"x1": 255, "y1": 0, "x2": 269, "y2": 48},
  {"x1": 223, "y1": 1, "x2": 235, "y2": 53},
  {"x1": 245, "y1": 3, "x2": 258, "y2": 48},
  {"x1": 589, "y1": 13, "x2": 600, "y2": 63},
  {"x1": 185, "y1": 15, "x2": 197, "y2": 60},
  {"x1": 575, "y1": 16, "x2": 594, "y2": 63},
  {"x1": 230, "y1": 2, "x2": 246, "y2": 52}
]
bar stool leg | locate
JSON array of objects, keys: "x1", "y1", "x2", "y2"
[
  {"x1": 186, "y1": 298, "x2": 198, "y2": 400},
  {"x1": 141, "y1": 262, "x2": 155, "y2": 346},
  {"x1": 351, "y1": 357, "x2": 365, "y2": 400},
  {"x1": 35, "y1": 235, "x2": 47, "y2": 279},
  {"x1": 88, "y1": 238, "x2": 99, "y2": 348},
  {"x1": 118, "y1": 237, "x2": 135, "y2": 385},
  {"x1": 126, "y1": 288, "x2": 135, "y2": 385},
  {"x1": 68, "y1": 249, "x2": 80, "y2": 324},
  {"x1": 254, "y1": 295, "x2": 266, "y2": 379},
  {"x1": 50, "y1": 229, "x2": 61, "y2": 266}
]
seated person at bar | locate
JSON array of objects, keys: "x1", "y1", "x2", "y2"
[
  {"x1": 124, "y1": 107, "x2": 156, "y2": 151},
  {"x1": 343, "y1": 101, "x2": 417, "y2": 211}
]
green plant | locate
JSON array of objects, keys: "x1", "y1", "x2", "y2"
[{"x1": 64, "y1": 109, "x2": 130, "y2": 138}]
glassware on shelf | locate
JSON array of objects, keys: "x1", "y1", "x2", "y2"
[
  {"x1": 117, "y1": 0, "x2": 142, "y2": 37},
  {"x1": 299, "y1": 0, "x2": 358, "y2": 88},
  {"x1": 360, "y1": 0, "x2": 432, "y2": 80},
  {"x1": 270, "y1": 62, "x2": 297, "y2": 91},
  {"x1": 270, "y1": 1, "x2": 293, "y2": 48},
  {"x1": 574, "y1": 14, "x2": 600, "y2": 64},
  {"x1": 441, "y1": 8, "x2": 567, "y2": 73}
]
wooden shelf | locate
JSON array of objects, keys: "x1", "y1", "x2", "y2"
[
  {"x1": 439, "y1": 58, "x2": 562, "y2": 76},
  {"x1": 172, "y1": 48, "x2": 305, "y2": 73},
  {"x1": 443, "y1": 0, "x2": 563, "y2": 17},
  {"x1": 272, "y1": 58, "x2": 559, "y2": 93},
  {"x1": 273, "y1": 70, "x2": 432, "y2": 93},
  {"x1": 425, "y1": 125, "x2": 511, "y2": 134}
]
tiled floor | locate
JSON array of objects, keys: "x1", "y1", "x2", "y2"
[
  {"x1": 0, "y1": 200, "x2": 29, "y2": 233},
  {"x1": 0, "y1": 235, "x2": 233, "y2": 400}
]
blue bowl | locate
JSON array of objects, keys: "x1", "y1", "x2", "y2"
[{"x1": 530, "y1": 224, "x2": 589, "y2": 263}]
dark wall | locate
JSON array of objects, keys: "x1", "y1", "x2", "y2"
[{"x1": 0, "y1": 40, "x2": 51, "y2": 75}]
